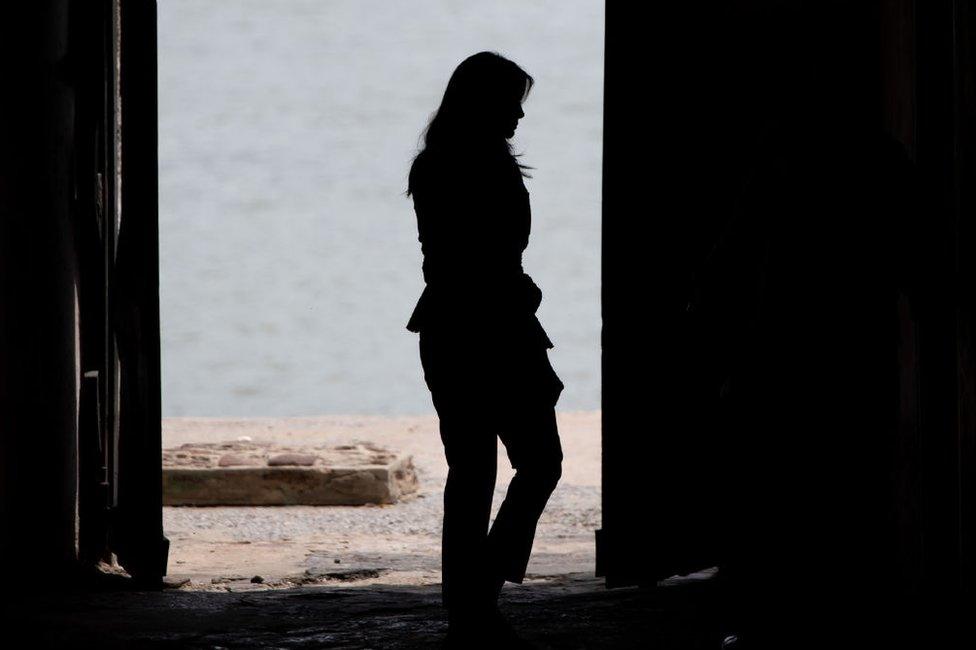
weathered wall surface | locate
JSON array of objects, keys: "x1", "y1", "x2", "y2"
[{"x1": 0, "y1": 1, "x2": 80, "y2": 578}]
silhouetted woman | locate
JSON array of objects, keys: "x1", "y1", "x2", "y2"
[{"x1": 406, "y1": 52, "x2": 563, "y2": 643}]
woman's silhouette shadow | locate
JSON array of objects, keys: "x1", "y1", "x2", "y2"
[{"x1": 406, "y1": 51, "x2": 564, "y2": 646}]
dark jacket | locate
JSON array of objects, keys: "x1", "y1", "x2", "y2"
[{"x1": 406, "y1": 147, "x2": 553, "y2": 352}]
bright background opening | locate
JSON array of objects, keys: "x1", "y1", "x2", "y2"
[{"x1": 158, "y1": 0, "x2": 604, "y2": 417}]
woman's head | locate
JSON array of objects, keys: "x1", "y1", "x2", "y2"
[
  {"x1": 408, "y1": 52, "x2": 533, "y2": 195},
  {"x1": 421, "y1": 51, "x2": 533, "y2": 150}
]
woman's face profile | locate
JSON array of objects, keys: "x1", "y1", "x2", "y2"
[
  {"x1": 490, "y1": 91, "x2": 525, "y2": 140},
  {"x1": 476, "y1": 92, "x2": 525, "y2": 140},
  {"x1": 504, "y1": 100, "x2": 525, "y2": 139}
]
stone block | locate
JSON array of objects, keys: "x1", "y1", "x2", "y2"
[{"x1": 162, "y1": 441, "x2": 418, "y2": 506}]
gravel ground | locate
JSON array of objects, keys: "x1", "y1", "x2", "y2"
[{"x1": 162, "y1": 411, "x2": 601, "y2": 589}]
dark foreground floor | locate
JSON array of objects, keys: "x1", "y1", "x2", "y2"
[{"x1": 2, "y1": 572, "x2": 727, "y2": 649}]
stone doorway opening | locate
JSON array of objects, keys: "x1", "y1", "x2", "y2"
[{"x1": 155, "y1": 1, "x2": 604, "y2": 592}]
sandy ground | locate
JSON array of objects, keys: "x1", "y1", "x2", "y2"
[{"x1": 162, "y1": 411, "x2": 601, "y2": 591}]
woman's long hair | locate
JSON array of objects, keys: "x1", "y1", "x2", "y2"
[{"x1": 408, "y1": 51, "x2": 533, "y2": 196}]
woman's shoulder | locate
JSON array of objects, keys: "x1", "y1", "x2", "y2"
[
  {"x1": 411, "y1": 149, "x2": 475, "y2": 193},
  {"x1": 410, "y1": 149, "x2": 455, "y2": 194},
  {"x1": 410, "y1": 146, "x2": 522, "y2": 198}
]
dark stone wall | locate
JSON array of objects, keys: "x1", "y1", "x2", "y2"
[
  {"x1": 0, "y1": 1, "x2": 80, "y2": 577},
  {"x1": 600, "y1": 0, "x2": 976, "y2": 610}
]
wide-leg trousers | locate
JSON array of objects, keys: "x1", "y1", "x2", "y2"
[{"x1": 419, "y1": 332, "x2": 563, "y2": 619}]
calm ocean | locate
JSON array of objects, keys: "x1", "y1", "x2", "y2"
[{"x1": 158, "y1": 0, "x2": 603, "y2": 416}]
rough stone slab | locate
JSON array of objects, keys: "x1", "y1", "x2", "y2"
[{"x1": 162, "y1": 441, "x2": 418, "y2": 506}]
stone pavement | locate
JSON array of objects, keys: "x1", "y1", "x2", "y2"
[{"x1": 5, "y1": 572, "x2": 727, "y2": 649}]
